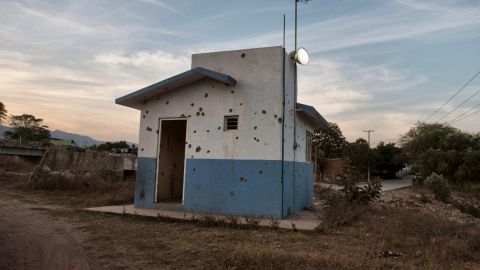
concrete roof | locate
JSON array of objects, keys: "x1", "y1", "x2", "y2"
[
  {"x1": 296, "y1": 103, "x2": 329, "y2": 129},
  {"x1": 116, "y1": 67, "x2": 236, "y2": 109}
]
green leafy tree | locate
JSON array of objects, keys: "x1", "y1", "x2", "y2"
[
  {"x1": 344, "y1": 138, "x2": 370, "y2": 181},
  {"x1": 6, "y1": 114, "x2": 50, "y2": 144},
  {"x1": 314, "y1": 123, "x2": 348, "y2": 158},
  {"x1": 372, "y1": 142, "x2": 406, "y2": 179},
  {"x1": 0, "y1": 101, "x2": 7, "y2": 124},
  {"x1": 400, "y1": 122, "x2": 480, "y2": 183},
  {"x1": 91, "y1": 141, "x2": 130, "y2": 152}
]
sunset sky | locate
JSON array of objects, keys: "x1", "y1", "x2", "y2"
[{"x1": 1, "y1": 0, "x2": 479, "y2": 144}]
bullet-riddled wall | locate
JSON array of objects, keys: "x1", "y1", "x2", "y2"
[{"x1": 133, "y1": 46, "x2": 314, "y2": 218}]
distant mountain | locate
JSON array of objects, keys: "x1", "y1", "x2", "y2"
[
  {"x1": 50, "y1": 130, "x2": 102, "y2": 148},
  {"x1": 0, "y1": 124, "x2": 131, "y2": 148}
]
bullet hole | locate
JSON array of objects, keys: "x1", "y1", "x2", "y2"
[
  {"x1": 142, "y1": 114, "x2": 146, "y2": 119},
  {"x1": 254, "y1": 112, "x2": 257, "y2": 115},
  {"x1": 240, "y1": 103, "x2": 243, "y2": 106},
  {"x1": 254, "y1": 126, "x2": 257, "y2": 130},
  {"x1": 141, "y1": 148, "x2": 144, "y2": 151},
  {"x1": 204, "y1": 93, "x2": 209, "y2": 97},
  {"x1": 231, "y1": 90, "x2": 234, "y2": 94},
  {"x1": 229, "y1": 108, "x2": 233, "y2": 113},
  {"x1": 254, "y1": 137, "x2": 257, "y2": 141},
  {"x1": 185, "y1": 142, "x2": 188, "y2": 145},
  {"x1": 201, "y1": 112, "x2": 205, "y2": 116},
  {"x1": 207, "y1": 150, "x2": 210, "y2": 153},
  {"x1": 235, "y1": 136, "x2": 239, "y2": 140},
  {"x1": 259, "y1": 170, "x2": 263, "y2": 175},
  {"x1": 193, "y1": 168, "x2": 196, "y2": 171},
  {"x1": 196, "y1": 112, "x2": 200, "y2": 116},
  {"x1": 180, "y1": 114, "x2": 186, "y2": 118},
  {"x1": 146, "y1": 126, "x2": 152, "y2": 131},
  {"x1": 256, "y1": 138, "x2": 260, "y2": 142},
  {"x1": 191, "y1": 155, "x2": 194, "y2": 158},
  {"x1": 166, "y1": 101, "x2": 169, "y2": 105},
  {"x1": 218, "y1": 126, "x2": 221, "y2": 130},
  {"x1": 156, "y1": 129, "x2": 159, "y2": 134},
  {"x1": 274, "y1": 114, "x2": 278, "y2": 118},
  {"x1": 193, "y1": 130, "x2": 196, "y2": 133},
  {"x1": 191, "y1": 103, "x2": 194, "y2": 106},
  {"x1": 188, "y1": 144, "x2": 192, "y2": 148},
  {"x1": 241, "y1": 53, "x2": 245, "y2": 58},
  {"x1": 188, "y1": 114, "x2": 191, "y2": 117},
  {"x1": 230, "y1": 191, "x2": 235, "y2": 196},
  {"x1": 195, "y1": 146, "x2": 201, "y2": 152},
  {"x1": 278, "y1": 117, "x2": 283, "y2": 124},
  {"x1": 199, "y1": 107, "x2": 203, "y2": 112},
  {"x1": 146, "y1": 110, "x2": 149, "y2": 114},
  {"x1": 264, "y1": 161, "x2": 268, "y2": 165},
  {"x1": 160, "y1": 172, "x2": 164, "y2": 176},
  {"x1": 240, "y1": 176, "x2": 247, "y2": 182},
  {"x1": 206, "y1": 129, "x2": 209, "y2": 133},
  {"x1": 262, "y1": 110, "x2": 266, "y2": 114},
  {"x1": 264, "y1": 143, "x2": 267, "y2": 146}
]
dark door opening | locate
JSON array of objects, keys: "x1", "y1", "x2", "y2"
[{"x1": 156, "y1": 119, "x2": 187, "y2": 203}]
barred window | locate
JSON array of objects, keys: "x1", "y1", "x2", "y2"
[
  {"x1": 306, "y1": 131, "x2": 313, "y2": 162},
  {"x1": 224, "y1": 115, "x2": 239, "y2": 130}
]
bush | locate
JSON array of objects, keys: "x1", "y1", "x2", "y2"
[
  {"x1": 425, "y1": 173, "x2": 450, "y2": 203},
  {"x1": 340, "y1": 177, "x2": 382, "y2": 204}
]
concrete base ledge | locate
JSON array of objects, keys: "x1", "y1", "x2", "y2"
[{"x1": 85, "y1": 204, "x2": 321, "y2": 231}]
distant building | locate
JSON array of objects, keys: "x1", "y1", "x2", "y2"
[{"x1": 116, "y1": 46, "x2": 328, "y2": 218}]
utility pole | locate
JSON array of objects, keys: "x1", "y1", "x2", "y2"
[{"x1": 363, "y1": 129, "x2": 374, "y2": 184}]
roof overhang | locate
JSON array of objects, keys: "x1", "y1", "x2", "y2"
[
  {"x1": 296, "y1": 103, "x2": 329, "y2": 129},
  {"x1": 115, "y1": 67, "x2": 236, "y2": 109}
]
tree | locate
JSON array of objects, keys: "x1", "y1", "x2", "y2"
[
  {"x1": 400, "y1": 122, "x2": 480, "y2": 183},
  {"x1": 314, "y1": 123, "x2": 348, "y2": 158},
  {"x1": 372, "y1": 142, "x2": 406, "y2": 179},
  {"x1": 6, "y1": 114, "x2": 50, "y2": 144},
  {"x1": 0, "y1": 101, "x2": 7, "y2": 124},
  {"x1": 343, "y1": 138, "x2": 370, "y2": 181},
  {"x1": 91, "y1": 141, "x2": 130, "y2": 152}
]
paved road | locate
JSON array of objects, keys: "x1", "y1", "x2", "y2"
[
  {"x1": 0, "y1": 198, "x2": 94, "y2": 270},
  {"x1": 319, "y1": 176, "x2": 413, "y2": 191}
]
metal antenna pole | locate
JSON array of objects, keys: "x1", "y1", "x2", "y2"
[{"x1": 363, "y1": 129, "x2": 374, "y2": 184}]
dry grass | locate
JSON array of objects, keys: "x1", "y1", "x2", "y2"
[{"x1": 1, "y1": 179, "x2": 478, "y2": 269}]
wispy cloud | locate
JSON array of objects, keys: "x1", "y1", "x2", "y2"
[{"x1": 137, "y1": 0, "x2": 183, "y2": 16}]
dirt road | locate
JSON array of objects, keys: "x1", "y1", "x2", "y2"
[{"x1": 0, "y1": 198, "x2": 94, "y2": 270}]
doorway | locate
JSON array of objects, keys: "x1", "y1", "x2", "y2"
[{"x1": 156, "y1": 119, "x2": 187, "y2": 203}]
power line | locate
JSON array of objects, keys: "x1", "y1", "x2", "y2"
[
  {"x1": 435, "y1": 88, "x2": 480, "y2": 123},
  {"x1": 423, "y1": 69, "x2": 480, "y2": 122},
  {"x1": 449, "y1": 109, "x2": 480, "y2": 124},
  {"x1": 447, "y1": 102, "x2": 480, "y2": 124}
]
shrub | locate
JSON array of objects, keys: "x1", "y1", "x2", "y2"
[
  {"x1": 340, "y1": 177, "x2": 382, "y2": 204},
  {"x1": 425, "y1": 173, "x2": 450, "y2": 203}
]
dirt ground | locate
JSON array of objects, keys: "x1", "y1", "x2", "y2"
[
  {"x1": 0, "y1": 196, "x2": 95, "y2": 270},
  {"x1": 0, "y1": 179, "x2": 479, "y2": 269}
]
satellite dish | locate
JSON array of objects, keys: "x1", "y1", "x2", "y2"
[{"x1": 292, "y1": 47, "x2": 310, "y2": 66}]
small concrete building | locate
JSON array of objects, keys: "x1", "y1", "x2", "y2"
[{"x1": 116, "y1": 46, "x2": 328, "y2": 218}]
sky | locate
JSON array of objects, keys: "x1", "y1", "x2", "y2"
[{"x1": 1, "y1": 0, "x2": 479, "y2": 145}]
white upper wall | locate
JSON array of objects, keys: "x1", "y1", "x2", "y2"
[{"x1": 138, "y1": 46, "x2": 287, "y2": 161}]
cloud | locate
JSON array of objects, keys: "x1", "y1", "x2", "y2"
[{"x1": 137, "y1": 0, "x2": 183, "y2": 15}]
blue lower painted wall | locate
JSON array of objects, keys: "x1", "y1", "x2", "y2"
[
  {"x1": 134, "y1": 157, "x2": 313, "y2": 218},
  {"x1": 134, "y1": 157, "x2": 157, "y2": 209}
]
